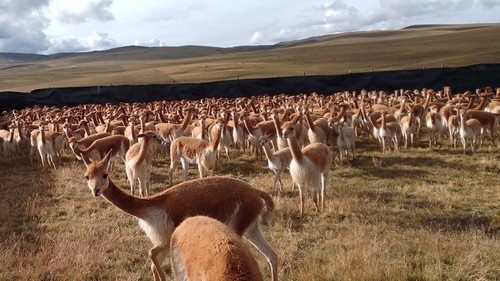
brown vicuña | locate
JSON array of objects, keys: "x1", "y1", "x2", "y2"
[
  {"x1": 82, "y1": 150, "x2": 277, "y2": 281},
  {"x1": 170, "y1": 216, "x2": 264, "y2": 281},
  {"x1": 282, "y1": 116, "x2": 333, "y2": 216},
  {"x1": 125, "y1": 131, "x2": 158, "y2": 197},
  {"x1": 259, "y1": 135, "x2": 293, "y2": 193},
  {"x1": 168, "y1": 117, "x2": 223, "y2": 186}
]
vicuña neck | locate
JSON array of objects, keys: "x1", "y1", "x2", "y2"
[
  {"x1": 286, "y1": 134, "x2": 303, "y2": 163},
  {"x1": 103, "y1": 179, "x2": 149, "y2": 219},
  {"x1": 135, "y1": 138, "x2": 150, "y2": 166},
  {"x1": 242, "y1": 118, "x2": 255, "y2": 136},
  {"x1": 210, "y1": 125, "x2": 222, "y2": 150},
  {"x1": 233, "y1": 113, "x2": 239, "y2": 127},
  {"x1": 130, "y1": 122, "x2": 137, "y2": 142},
  {"x1": 460, "y1": 114, "x2": 466, "y2": 130},
  {"x1": 8, "y1": 129, "x2": 14, "y2": 142},
  {"x1": 179, "y1": 110, "x2": 193, "y2": 131},
  {"x1": 262, "y1": 143, "x2": 275, "y2": 161},
  {"x1": 140, "y1": 117, "x2": 146, "y2": 134},
  {"x1": 82, "y1": 123, "x2": 91, "y2": 136},
  {"x1": 272, "y1": 116, "x2": 283, "y2": 138},
  {"x1": 40, "y1": 127, "x2": 46, "y2": 144},
  {"x1": 304, "y1": 111, "x2": 315, "y2": 130}
]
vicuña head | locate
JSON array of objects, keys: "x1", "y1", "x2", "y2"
[{"x1": 82, "y1": 149, "x2": 112, "y2": 197}]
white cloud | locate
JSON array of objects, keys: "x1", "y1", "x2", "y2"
[
  {"x1": 86, "y1": 31, "x2": 118, "y2": 50},
  {"x1": 45, "y1": 37, "x2": 87, "y2": 54},
  {"x1": 247, "y1": 1, "x2": 359, "y2": 45},
  {"x1": 133, "y1": 38, "x2": 165, "y2": 47},
  {"x1": 0, "y1": 0, "x2": 50, "y2": 15},
  {"x1": 42, "y1": 31, "x2": 118, "y2": 54},
  {"x1": 0, "y1": 0, "x2": 51, "y2": 53},
  {"x1": 322, "y1": 1, "x2": 361, "y2": 28},
  {"x1": 249, "y1": 31, "x2": 263, "y2": 44},
  {"x1": 57, "y1": 0, "x2": 114, "y2": 24},
  {"x1": 379, "y1": 0, "x2": 473, "y2": 18},
  {"x1": 478, "y1": 0, "x2": 500, "y2": 8}
]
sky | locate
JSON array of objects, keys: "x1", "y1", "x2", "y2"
[{"x1": 0, "y1": 0, "x2": 499, "y2": 55}]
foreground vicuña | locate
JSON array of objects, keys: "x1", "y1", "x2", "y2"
[
  {"x1": 81, "y1": 150, "x2": 277, "y2": 281},
  {"x1": 170, "y1": 216, "x2": 264, "y2": 281}
]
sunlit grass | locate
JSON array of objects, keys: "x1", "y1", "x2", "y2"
[{"x1": 0, "y1": 134, "x2": 498, "y2": 280}]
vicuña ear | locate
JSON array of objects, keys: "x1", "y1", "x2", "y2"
[
  {"x1": 81, "y1": 153, "x2": 91, "y2": 167},
  {"x1": 103, "y1": 149, "x2": 113, "y2": 168}
]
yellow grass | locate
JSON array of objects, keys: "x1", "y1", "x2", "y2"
[
  {"x1": 0, "y1": 135, "x2": 498, "y2": 280},
  {"x1": 0, "y1": 23, "x2": 499, "y2": 280}
]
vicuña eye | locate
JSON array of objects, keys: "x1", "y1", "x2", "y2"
[
  {"x1": 85, "y1": 176, "x2": 89, "y2": 180},
  {"x1": 103, "y1": 174, "x2": 108, "y2": 179}
]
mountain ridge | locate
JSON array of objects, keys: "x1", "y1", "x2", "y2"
[
  {"x1": 3, "y1": 23, "x2": 495, "y2": 63},
  {"x1": 1, "y1": 23, "x2": 499, "y2": 93}
]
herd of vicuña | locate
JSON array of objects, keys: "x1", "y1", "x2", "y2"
[{"x1": 1, "y1": 86, "x2": 499, "y2": 280}]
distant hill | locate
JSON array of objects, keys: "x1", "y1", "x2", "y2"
[
  {"x1": 0, "y1": 43, "x2": 279, "y2": 65},
  {"x1": 0, "y1": 23, "x2": 497, "y2": 64},
  {"x1": 1, "y1": 23, "x2": 499, "y2": 93},
  {"x1": 403, "y1": 24, "x2": 451, "y2": 29},
  {"x1": 0, "y1": 53, "x2": 47, "y2": 63},
  {"x1": 0, "y1": 23, "x2": 490, "y2": 64}
]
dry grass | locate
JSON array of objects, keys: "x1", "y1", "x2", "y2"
[
  {"x1": 0, "y1": 134, "x2": 498, "y2": 281},
  {"x1": 1, "y1": 23, "x2": 498, "y2": 281},
  {"x1": 1, "y1": 24, "x2": 500, "y2": 92}
]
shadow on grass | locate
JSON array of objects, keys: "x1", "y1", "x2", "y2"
[
  {"x1": 364, "y1": 166, "x2": 430, "y2": 180},
  {"x1": 217, "y1": 158, "x2": 269, "y2": 176},
  {"x1": 356, "y1": 189, "x2": 417, "y2": 205},
  {"x1": 274, "y1": 208, "x2": 323, "y2": 232},
  {"x1": 150, "y1": 171, "x2": 169, "y2": 185},
  {"x1": 0, "y1": 157, "x2": 56, "y2": 254},
  {"x1": 346, "y1": 155, "x2": 432, "y2": 180},
  {"x1": 420, "y1": 213, "x2": 499, "y2": 237},
  {"x1": 352, "y1": 186, "x2": 499, "y2": 237},
  {"x1": 347, "y1": 152, "x2": 486, "y2": 181},
  {"x1": 380, "y1": 155, "x2": 459, "y2": 168}
]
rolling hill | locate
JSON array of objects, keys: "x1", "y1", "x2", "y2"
[{"x1": 1, "y1": 23, "x2": 499, "y2": 93}]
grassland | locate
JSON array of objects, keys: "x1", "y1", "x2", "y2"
[
  {"x1": 1, "y1": 24, "x2": 500, "y2": 93},
  {"x1": 0, "y1": 23, "x2": 499, "y2": 280},
  {"x1": 0, "y1": 134, "x2": 498, "y2": 280}
]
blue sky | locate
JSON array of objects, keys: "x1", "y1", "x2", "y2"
[{"x1": 0, "y1": 0, "x2": 499, "y2": 54}]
